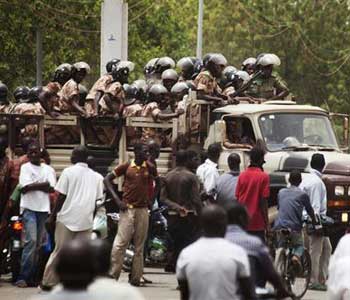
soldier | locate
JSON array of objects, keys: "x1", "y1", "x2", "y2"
[
  {"x1": 85, "y1": 58, "x2": 120, "y2": 117},
  {"x1": 176, "y1": 57, "x2": 198, "y2": 82},
  {"x1": 13, "y1": 87, "x2": 46, "y2": 139},
  {"x1": 144, "y1": 58, "x2": 159, "y2": 82},
  {"x1": 38, "y1": 82, "x2": 61, "y2": 118},
  {"x1": 161, "y1": 69, "x2": 179, "y2": 92},
  {"x1": 170, "y1": 82, "x2": 189, "y2": 115},
  {"x1": 241, "y1": 57, "x2": 257, "y2": 76},
  {"x1": 141, "y1": 84, "x2": 180, "y2": 147},
  {"x1": 52, "y1": 63, "x2": 72, "y2": 87},
  {"x1": 13, "y1": 86, "x2": 30, "y2": 104},
  {"x1": 131, "y1": 79, "x2": 148, "y2": 104},
  {"x1": 247, "y1": 53, "x2": 289, "y2": 101},
  {"x1": 193, "y1": 53, "x2": 230, "y2": 103},
  {"x1": 0, "y1": 83, "x2": 11, "y2": 113},
  {"x1": 99, "y1": 61, "x2": 134, "y2": 117},
  {"x1": 153, "y1": 57, "x2": 175, "y2": 81},
  {"x1": 58, "y1": 61, "x2": 89, "y2": 116}
]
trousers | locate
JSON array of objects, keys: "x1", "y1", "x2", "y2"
[
  {"x1": 41, "y1": 221, "x2": 91, "y2": 287},
  {"x1": 110, "y1": 208, "x2": 149, "y2": 283}
]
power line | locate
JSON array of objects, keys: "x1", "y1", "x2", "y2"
[{"x1": 128, "y1": 2, "x2": 155, "y2": 23}]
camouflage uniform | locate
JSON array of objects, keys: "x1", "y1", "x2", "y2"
[
  {"x1": 140, "y1": 102, "x2": 165, "y2": 145},
  {"x1": 122, "y1": 104, "x2": 143, "y2": 147},
  {"x1": 13, "y1": 102, "x2": 45, "y2": 137},
  {"x1": 222, "y1": 86, "x2": 236, "y2": 97},
  {"x1": 99, "y1": 81, "x2": 125, "y2": 116},
  {"x1": 192, "y1": 71, "x2": 221, "y2": 140},
  {"x1": 246, "y1": 73, "x2": 289, "y2": 100},
  {"x1": 57, "y1": 79, "x2": 79, "y2": 113},
  {"x1": 85, "y1": 74, "x2": 113, "y2": 115},
  {"x1": 0, "y1": 104, "x2": 12, "y2": 113}
]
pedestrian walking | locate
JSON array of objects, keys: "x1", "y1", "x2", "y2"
[
  {"x1": 235, "y1": 147, "x2": 270, "y2": 242},
  {"x1": 196, "y1": 143, "x2": 222, "y2": 202},
  {"x1": 41, "y1": 146, "x2": 103, "y2": 290},
  {"x1": 300, "y1": 153, "x2": 332, "y2": 291},
  {"x1": 216, "y1": 153, "x2": 241, "y2": 207},
  {"x1": 176, "y1": 205, "x2": 255, "y2": 300},
  {"x1": 104, "y1": 143, "x2": 158, "y2": 286},
  {"x1": 15, "y1": 142, "x2": 56, "y2": 287},
  {"x1": 161, "y1": 150, "x2": 202, "y2": 272}
]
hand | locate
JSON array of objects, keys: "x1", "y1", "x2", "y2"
[
  {"x1": 118, "y1": 201, "x2": 128, "y2": 212},
  {"x1": 227, "y1": 97, "x2": 239, "y2": 105},
  {"x1": 50, "y1": 111, "x2": 61, "y2": 118},
  {"x1": 177, "y1": 206, "x2": 188, "y2": 217}
]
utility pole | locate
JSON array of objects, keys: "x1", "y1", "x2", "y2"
[
  {"x1": 196, "y1": 0, "x2": 204, "y2": 59},
  {"x1": 100, "y1": 0, "x2": 128, "y2": 75},
  {"x1": 36, "y1": 27, "x2": 43, "y2": 86}
]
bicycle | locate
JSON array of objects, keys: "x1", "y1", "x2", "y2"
[{"x1": 273, "y1": 229, "x2": 311, "y2": 299}]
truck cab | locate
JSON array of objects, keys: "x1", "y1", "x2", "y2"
[{"x1": 207, "y1": 101, "x2": 350, "y2": 236}]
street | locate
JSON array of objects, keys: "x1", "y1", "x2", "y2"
[{"x1": 0, "y1": 268, "x2": 327, "y2": 300}]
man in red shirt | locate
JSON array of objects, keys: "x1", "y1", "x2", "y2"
[{"x1": 235, "y1": 147, "x2": 269, "y2": 242}]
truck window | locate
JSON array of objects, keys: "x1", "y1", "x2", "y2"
[
  {"x1": 223, "y1": 117, "x2": 256, "y2": 149},
  {"x1": 259, "y1": 113, "x2": 339, "y2": 151}
]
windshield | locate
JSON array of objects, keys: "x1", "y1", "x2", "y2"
[{"x1": 259, "y1": 113, "x2": 339, "y2": 151}]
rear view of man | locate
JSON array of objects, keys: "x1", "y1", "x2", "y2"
[
  {"x1": 216, "y1": 153, "x2": 240, "y2": 207},
  {"x1": 300, "y1": 153, "x2": 331, "y2": 291},
  {"x1": 235, "y1": 147, "x2": 270, "y2": 242},
  {"x1": 41, "y1": 146, "x2": 103, "y2": 289},
  {"x1": 176, "y1": 205, "x2": 255, "y2": 300}
]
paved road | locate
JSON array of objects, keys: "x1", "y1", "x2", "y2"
[{"x1": 0, "y1": 268, "x2": 327, "y2": 300}]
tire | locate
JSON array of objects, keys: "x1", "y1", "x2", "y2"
[{"x1": 287, "y1": 249, "x2": 311, "y2": 299}]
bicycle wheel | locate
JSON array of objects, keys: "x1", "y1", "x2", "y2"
[{"x1": 287, "y1": 249, "x2": 311, "y2": 299}]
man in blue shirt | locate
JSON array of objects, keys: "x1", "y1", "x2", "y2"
[{"x1": 274, "y1": 171, "x2": 316, "y2": 264}]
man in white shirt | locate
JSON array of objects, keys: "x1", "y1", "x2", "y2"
[
  {"x1": 176, "y1": 205, "x2": 256, "y2": 300},
  {"x1": 328, "y1": 234, "x2": 350, "y2": 300},
  {"x1": 41, "y1": 146, "x2": 104, "y2": 290},
  {"x1": 15, "y1": 142, "x2": 56, "y2": 288},
  {"x1": 196, "y1": 143, "x2": 221, "y2": 202},
  {"x1": 300, "y1": 153, "x2": 332, "y2": 291}
]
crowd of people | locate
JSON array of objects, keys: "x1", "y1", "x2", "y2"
[
  {"x1": 0, "y1": 53, "x2": 290, "y2": 146},
  {"x1": 0, "y1": 51, "x2": 349, "y2": 298},
  {"x1": 1, "y1": 131, "x2": 349, "y2": 299}
]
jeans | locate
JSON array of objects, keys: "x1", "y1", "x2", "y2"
[
  {"x1": 277, "y1": 231, "x2": 304, "y2": 257},
  {"x1": 18, "y1": 209, "x2": 48, "y2": 283}
]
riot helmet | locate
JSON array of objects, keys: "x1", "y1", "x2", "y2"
[
  {"x1": 242, "y1": 57, "x2": 256, "y2": 75},
  {"x1": 0, "y1": 82, "x2": 8, "y2": 104},
  {"x1": 72, "y1": 61, "x2": 91, "y2": 83},
  {"x1": 206, "y1": 53, "x2": 227, "y2": 78},
  {"x1": 148, "y1": 83, "x2": 168, "y2": 107},
  {"x1": 256, "y1": 53, "x2": 280, "y2": 78},
  {"x1": 171, "y1": 82, "x2": 189, "y2": 102},
  {"x1": 192, "y1": 59, "x2": 203, "y2": 80},
  {"x1": 132, "y1": 79, "x2": 147, "y2": 103},
  {"x1": 106, "y1": 58, "x2": 121, "y2": 74},
  {"x1": 161, "y1": 69, "x2": 179, "y2": 92},
  {"x1": 203, "y1": 53, "x2": 214, "y2": 68},
  {"x1": 111, "y1": 61, "x2": 135, "y2": 84},
  {"x1": 53, "y1": 63, "x2": 72, "y2": 86},
  {"x1": 154, "y1": 57, "x2": 175, "y2": 75},
  {"x1": 144, "y1": 58, "x2": 159, "y2": 78},
  {"x1": 177, "y1": 57, "x2": 197, "y2": 80},
  {"x1": 123, "y1": 83, "x2": 138, "y2": 106},
  {"x1": 13, "y1": 86, "x2": 30, "y2": 103},
  {"x1": 28, "y1": 86, "x2": 43, "y2": 103}
]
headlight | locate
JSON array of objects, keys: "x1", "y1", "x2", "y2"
[{"x1": 335, "y1": 186, "x2": 345, "y2": 196}]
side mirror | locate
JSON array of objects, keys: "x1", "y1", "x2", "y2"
[{"x1": 330, "y1": 113, "x2": 349, "y2": 151}]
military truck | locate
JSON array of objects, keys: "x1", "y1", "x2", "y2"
[{"x1": 2, "y1": 93, "x2": 350, "y2": 242}]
